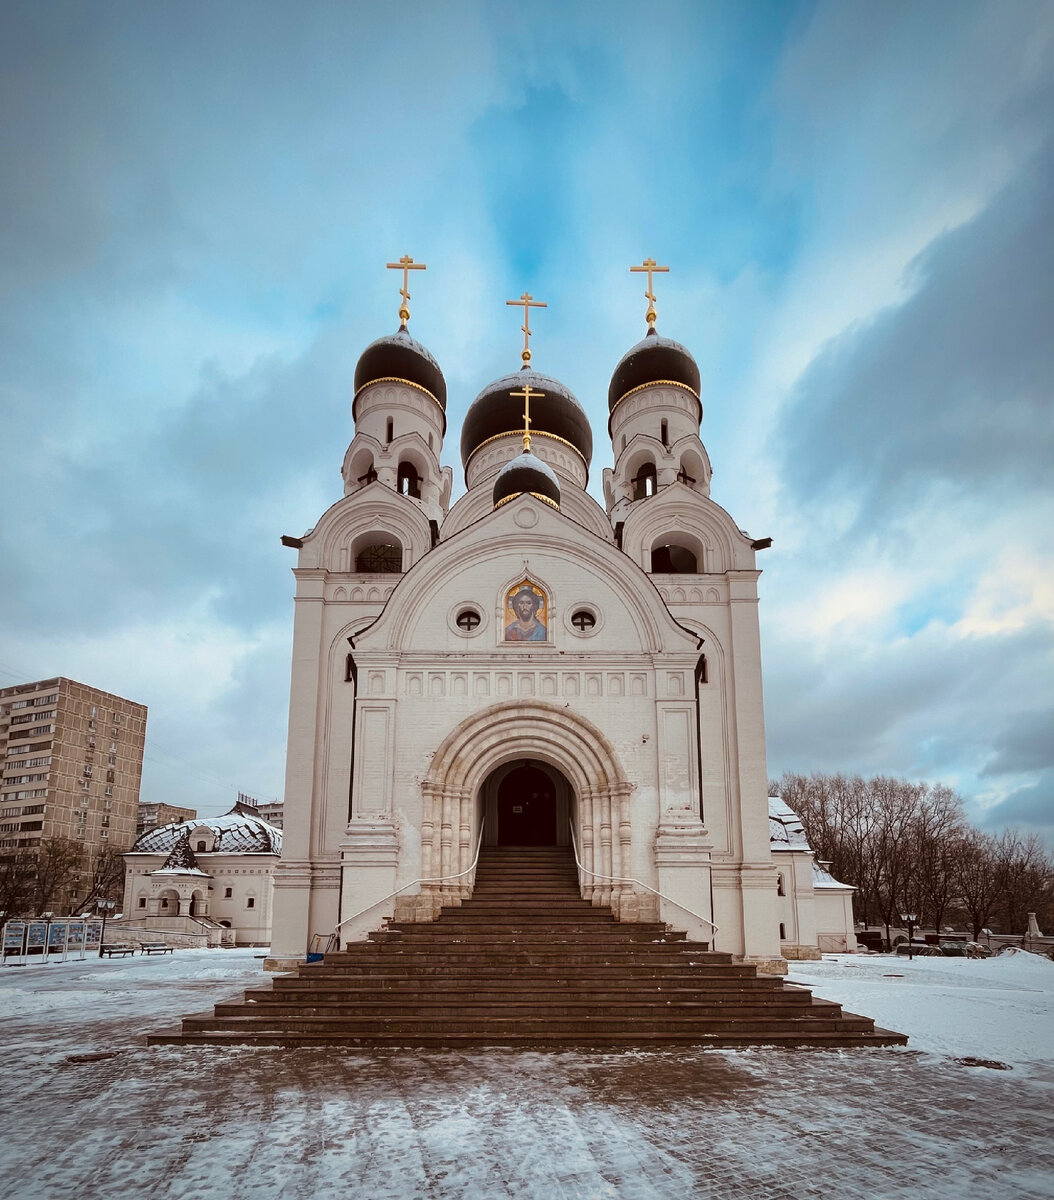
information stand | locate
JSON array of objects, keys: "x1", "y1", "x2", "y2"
[
  {"x1": 2, "y1": 921, "x2": 26, "y2": 966},
  {"x1": 26, "y1": 921, "x2": 47, "y2": 962},
  {"x1": 66, "y1": 920, "x2": 86, "y2": 960},
  {"x1": 46, "y1": 920, "x2": 69, "y2": 962}
]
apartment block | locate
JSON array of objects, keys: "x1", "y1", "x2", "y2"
[
  {"x1": 137, "y1": 801, "x2": 198, "y2": 837},
  {"x1": 235, "y1": 792, "x2": 284, "y2": 829},
  {"x1": 0, "y1": 678, "x2": 147, "y2": 901}
]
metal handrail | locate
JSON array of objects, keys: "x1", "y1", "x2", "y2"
[
  {"x1": 567, "y1": 821, "x2": 719, "y2": 937},
  {"x1": 332, "y1": 819, "x2": 487, "y2": 938}
]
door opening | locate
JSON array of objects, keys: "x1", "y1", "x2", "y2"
[{"x1": 496, "y1": 764, "x2": 557, "y2": 846}]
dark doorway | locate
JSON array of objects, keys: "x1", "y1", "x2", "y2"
[{"x1": 497, "y1": 764, "x2": 557, "y2": 845}]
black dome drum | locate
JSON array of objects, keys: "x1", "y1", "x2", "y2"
[
  {"x1": 461, "y1": 369, "x2": 592, "y2": 470},
  {"x1": 353, "y1": 327, "x2": 447, "y2": 417}
]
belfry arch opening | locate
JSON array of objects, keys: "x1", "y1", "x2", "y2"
[{"x1": 479, "y1": 760, "x2": 572, "y2": 848}]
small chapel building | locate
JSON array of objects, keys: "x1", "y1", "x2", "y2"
[
  {"x1": 266, "y1": 264, "x2": 837, "y2": 974},
  {"x1": 122, "y1": 804, "x2": 282, "y2": 945}
]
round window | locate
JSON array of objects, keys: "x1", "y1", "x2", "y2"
[
  {"x1": 456, "y1": 609, "x2": 481, "y2": 632},
  {"x1": 570, "y1": 609, "x2": 596, "y2": 631}
]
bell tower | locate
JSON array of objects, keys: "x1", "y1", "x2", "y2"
[
  {"x1": 341, "y1": 256, "x2": 452, "y2": 526},
  {"x1": 603, "y1": 258, "x2": 712, "y2": 534}
]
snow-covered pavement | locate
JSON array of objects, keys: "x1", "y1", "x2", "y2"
[
  {"x1": 1, "y1": 948, "x2": 1052, "y2": 1199},
  {"x1": 788, "y1": 949, "x2": 1054, "y2": 1067}
]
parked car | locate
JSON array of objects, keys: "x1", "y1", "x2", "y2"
[
  {"x1": 895, "y1": 941, "x2": 943, "y2": 957},
  {"x1": 965, "y1": 942, "x2": 992, "y2": 958},
  {"x1": 939, "y1": 941, "x2": 968, "y2": 957}
]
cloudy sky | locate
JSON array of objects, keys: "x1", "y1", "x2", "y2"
[{"x1": 2, "y1": 1, "x2": 1051, "y2": 843}]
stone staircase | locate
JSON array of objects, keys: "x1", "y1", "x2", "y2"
[{"x1": 149, "y1": 845, "x2": 906, "y2": 1048}]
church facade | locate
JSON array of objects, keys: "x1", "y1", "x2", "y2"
[{"x1": 267, "y1": 269, "x2": 793, "y2": 973}]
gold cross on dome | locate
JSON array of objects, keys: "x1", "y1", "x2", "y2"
[
  {"x1": 509, "y1": 382, "x2": 546, "y2": 452},
  {"x1": 506, "y1": 291, "x2": 547, "y2": 365},
  {"x1": 630, "y1": 258, "x2": 669, "y2": 328},
  {"x1": 386, "y1": 255, "x2": 427, "y2": 327}
]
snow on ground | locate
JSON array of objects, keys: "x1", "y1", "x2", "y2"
[
  {"x1": 0, "y1": 948, "x2": 1052, "y2": 1200},
  {"x1": 787, "y1": 948, "x2": 1054, "y2": 1067}
]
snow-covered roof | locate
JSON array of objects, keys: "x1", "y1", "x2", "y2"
[
  {"x1": 768, "y1": 796, "x2": 811, "y2": 851},
  {"x1": 812, "y1": 861, "x2": 854, "y2": 891},
  {"x1": 133, "y1": 810, "x2": 282, "y2": 855},
  {"x1": 150, "y1": 829, "x2": 213, "y2": 877}
]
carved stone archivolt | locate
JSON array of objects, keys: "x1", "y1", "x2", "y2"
[{"x1": 417, "y1": 700, "x2": 640, "y2": 916}]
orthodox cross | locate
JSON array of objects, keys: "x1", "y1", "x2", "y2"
[
  {"x1": 386, "y1": 255, "x2": 427, "y2": 327},
  {"x1": 630, "y1": 258, "x2": 669, "y2": 329},
  {"x1": 509, "y1": 382, "x2": 545, "y2": 452},
  {"x1": 505, "y1": 291, "x2": 547, "y2": 365}
]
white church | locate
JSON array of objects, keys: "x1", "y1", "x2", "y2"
[{"x1": 265, "y1": 260, "x2": 855, "y2": 974}]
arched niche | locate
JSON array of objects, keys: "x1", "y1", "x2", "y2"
[
  {"x1": 676, "y1": 447, "x2": 709, "y2": 493},
  {"x1": 351, "y1": 530, "x2": 404, "y2": 574},
  {"x1": 397, "y1": 460, "x2": 422, "y2": 498},
  {"x1": 650, "y1": 531, "x2": 705, "y2": 574},
  {"x1": 349, "y1": 448, "x2": 378, "y2": 489}
]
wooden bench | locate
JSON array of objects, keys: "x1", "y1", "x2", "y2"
[
  {"x1": 139, "y1": 942, "x2": 175, "y2": 955},
  {"x1": 100, "y1": 944, "x2": 136, "y2": 958}
]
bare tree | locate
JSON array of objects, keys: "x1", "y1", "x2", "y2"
[
  {"x1": 990, "y1": 831, "x2": 1054, "y2": 938},
  {"x1": 774, "y1": 771, "x2": 1054, "y2": 943},
  {"x1": 909, "y1": 785, "x2": 967, "y2": 932},
  {"x1": 0, "y1": 849, "x2": 38, "y2": 916},
  {"x1": 76, "y1": 846, "x2": 127, "y2": 914},
  {"x1": 30, "y1": 838, "x2": 84, "y2": 914},
  {"x1": 953, "y1": 831, "x2": 1002, "y2": 942}
]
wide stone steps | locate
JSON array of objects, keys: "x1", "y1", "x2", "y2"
[
  {"x1": 277, "y1": 965, "x2": 768, "y2": 982},
  {"x1": 368, "y1": 930, "x2": 690, "y2": 944},
  {"x1": 174, "y1": 1013, "x2": 878, "y2": 1039},
  {"x1": 246, "y1": 984, "x2": 801, "y2": 1003},
  {"x1": 150, "y1": 842, "x2": 907, "y2": 1049},
  {"x1": 217, "y1": 998, "x2": 816, "y2": 1018}
]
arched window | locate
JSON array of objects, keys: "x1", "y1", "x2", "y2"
[
  {"x1": 632, "y1": 462, "x2": 656, "y2": 500},
  {"x1": 397, "y1": 462, "x2": 421, "y2": 498},
  {"x1": 246, "y1": 896, "x2": 256, "y2": 910},
  {"x1": 779, "y1": 923, "x2": 787, "y2": 940},
  {"x1": 777, "y1": 874, "x2": 786, "y2": 897},
  {"x1": 651, "y1": 544, "x2": 698, "y2": 573},
  {"x1": 660, "y1": 419, "x2": 668, "y2": 447},
  {"x1": 354, "y1": 540, "x2": 403, "y2": 573},
  {"x1": 196, "y1": 841, "x2": 207, "y2": 852},
  {"x1": 386, "y1": 417, "x2": 394, "y2": 443}
]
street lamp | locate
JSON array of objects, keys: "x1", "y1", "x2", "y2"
[
  {"x1": 900, "y1": 911, "x2": 918, "y2": 961},
  {"x1": 96, "y1": 898, "x2": 116, "y2": 957}
]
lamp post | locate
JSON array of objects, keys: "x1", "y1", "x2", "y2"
[
  {"x1": 900, "y1": 911, "x2": 917, "y2": 961},
  {"x1": 96, "y1": 898, "x2": 116, "y2": 957}
]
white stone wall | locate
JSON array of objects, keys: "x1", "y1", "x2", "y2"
[{"x1": 268, "y1": 365, "x2": 786, "y2": 972}]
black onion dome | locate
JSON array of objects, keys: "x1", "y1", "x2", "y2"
[
  {"x1": 492, "y1": 450, "x2": 561, "y2": 508},
  {"x1": 607, "y1": 327, "x2": 701, "y2": 413},
  {"x1": 354, "y1": 326, "x2": 447, "y2": 410},
  {"x1": 461, "y1": 369, "x2": 592, "y2": 469}
]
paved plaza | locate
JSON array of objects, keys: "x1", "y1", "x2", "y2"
[{"x1": 2, "y1": 950, "x2": 1053, "y2": 1199}]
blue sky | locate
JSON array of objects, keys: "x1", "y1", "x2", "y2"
[{"x1": 1, "y1": 0, "x2": 1051, "y2": 844}]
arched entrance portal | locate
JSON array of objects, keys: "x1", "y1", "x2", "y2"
[
  {"x1": 419, "y1": 701, "x2": 633, "y2": 911},
  {"x1": 494, "y1": 763, "x2": 562, "y2": 846}
]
